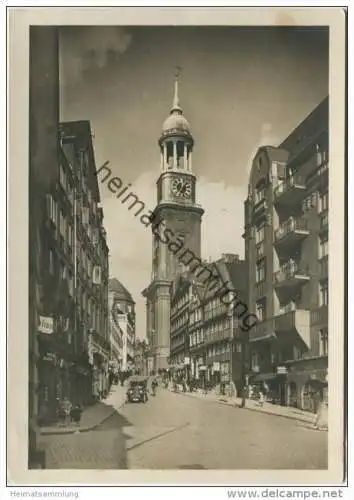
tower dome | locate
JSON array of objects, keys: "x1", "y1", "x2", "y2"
[{"x1": 162, "y1": 113, "x2": 191, "y2": 135}]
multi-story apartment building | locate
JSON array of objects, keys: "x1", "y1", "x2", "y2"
[
  {"x1": 108, "y1": 278, "x2": 136, "y2": 373},
  {"x1": 28, "y1": 25, "x2": 60, "y2": 466},
  {"x1": 36, "y1": 119, "x2": 110, "y2": 424},
  {"x1": 170, "y1": 254, "x2": 248, "y2": 394},
  {"x1": 244, "y1": 97, "x2": 328, "y2": 411}
]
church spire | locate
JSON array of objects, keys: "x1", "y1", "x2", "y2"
[{"x1": 171, "y1": 66, "x2": 182, "y2": 114}]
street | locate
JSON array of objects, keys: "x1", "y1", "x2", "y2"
[{"x1": 40, "y1": 387, "x2": 327, "y2": 470}]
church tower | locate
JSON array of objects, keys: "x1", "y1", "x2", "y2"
[{"x1": 142, "y1": 71, "x2": 204, "y2": 372}]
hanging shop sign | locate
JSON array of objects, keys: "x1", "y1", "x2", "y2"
[
  {"x1": 277, "y1": 365, "x2": 288, "y2": 375},
  {"x1": 199, "y1": 365, "x2": 207, "y2": 371},
  {"x1": 212, "y1": 362, "x2": 220, "y2": 372},
  {"x1": 38, "y1": 315, "x2": 54, "y2": 335},
  {"x1": 42, "y1": 352, "x2": 57, "y2": 364},
  {"x1": 184, "y1": 357, "x2": 190, "y2": 365}
]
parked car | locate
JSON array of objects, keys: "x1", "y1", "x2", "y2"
[{"x1": 126, "y1": 376, "x2": 149, "y2": 403}]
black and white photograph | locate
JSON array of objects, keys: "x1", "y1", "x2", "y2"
[{"x1": 7, "y1": 6, "x2": 347, "y2": 487}]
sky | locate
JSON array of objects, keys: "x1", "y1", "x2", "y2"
[{"x1": 59, "y1": 26, "x2": 329, "y2": 340}]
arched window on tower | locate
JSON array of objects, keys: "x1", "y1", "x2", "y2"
[
  {"x1": 176, "y1": 141, "x2": 185, "y2": 169},
  {"x1": 167, "y1": 142, "x2": 173, "y2": 169}
]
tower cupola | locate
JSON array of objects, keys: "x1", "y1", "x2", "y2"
[{"x1": 158, "y1": 68, "x2": 194, "y2": 172}]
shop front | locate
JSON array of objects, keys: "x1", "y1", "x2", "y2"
[
  {"x1": 286, "y1": 359, "x2": 328, "y2": 412},
  {"x1": 37, "y1": 350, "x2": 72, "y2": 424}
]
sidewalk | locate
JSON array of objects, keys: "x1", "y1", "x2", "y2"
[
  {"x1": 40, "y1": 384, "x2": 127, "y2": 436},
  {"x1": 171, "y1": 388, "x2": 326, "y2": 428}
]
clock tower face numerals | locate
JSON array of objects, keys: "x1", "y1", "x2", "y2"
[{"x1": 171, "y1": 177, "x2": 192, "y2": 199}]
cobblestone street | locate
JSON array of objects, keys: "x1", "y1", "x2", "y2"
[{"x1": 38, "y1": 387, "x2": 327, "y2": 470}]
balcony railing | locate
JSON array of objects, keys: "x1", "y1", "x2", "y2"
[
  {"x1": 319, "y1": 211, "x2": 329, "y2": 233},
  {"x1": 273, "y1": 262, "x2": 309, "y2": 287},
  {"x1": 274, "y1": 216, "x2": 309, "y2": 247},
  {"x1": 273, "y1": 175, "x2": 306, "y2": 206}
]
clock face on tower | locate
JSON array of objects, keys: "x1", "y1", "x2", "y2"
[{"x1": 171, "y1": 177, "x2": 192, "y2": 199}]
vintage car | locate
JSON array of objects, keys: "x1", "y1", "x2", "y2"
[{"x1": 126, "y1": 376, "x2": 149, "y2": 403}]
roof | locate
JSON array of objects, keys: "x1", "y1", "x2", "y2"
[
  {"x1": 279, "y1": 96, "x2": 329, "y2": 154},
  {"x1": 108, "y1": 278, "x2": 134, "y2": 303},
  {"x1": 162, "y1": 111, "x2": 191, "y2": 135},
  {"x1": 203, "y1": 257, "x2": 247, "y2": 301}
]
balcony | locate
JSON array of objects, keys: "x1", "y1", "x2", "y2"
[
  {"x1": 274, "y1": 216, "x2": 309, "y2": 252},
  {"x1": 274, "y1": 309, "x2": 310, "y2": 349},
  {"x1": 319, "y1": 211, "x2": 329, "y2": 235},
  {"x1": 273, "y1": 262, "x2": 310, "y2": 292},
  {"x1": 274, "y1": 175, "x2": 306, "y2": 207},
  {"x1": 249, "y1": 318, "x2": 276, "y2": 344}
]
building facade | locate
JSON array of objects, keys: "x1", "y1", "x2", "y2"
[
  {"x1": 134, "y1": 339, "x2": 149, "y2": 376},
  {"x1": 108, "y1": 286, "x2": 124, "y2": 374},
  {"x1": 108, "y1": 278, "x2": 136, "y2": 373},
  {"x1": 36, "y1": 119, "x2": 110, "y2": 424},
  {"x1": 170, "y1": 254, "x2": 248, "y2": 394},
  {"x1": 28, "y1": 26, "x2": 60, "y2": 466},
  {"x1": 142, "y1": 75, "x2": 204, "y2": 371},
  {"x1": 244, "y1": 97, "x2": 328, "y2": 410}
]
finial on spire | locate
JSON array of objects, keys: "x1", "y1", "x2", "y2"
[{"x1": 172, "y1": 65, "x2": 182, "y2": 112}]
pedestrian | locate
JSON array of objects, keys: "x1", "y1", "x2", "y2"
[
  {"x1": 258, "y1": 388, "x2": 265, "y2": 406},
  {"x1": 70, "y1": 404, "x2": 83, "y2": 425},
  {"x1": 313, "y1": 390, "x2": 328, "y2": 430},
  {"x1": 58, "y1": 396, "x2": 72, "y2": 426}
]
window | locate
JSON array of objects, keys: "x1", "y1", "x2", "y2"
[
  {"x1": 47, "y1": 194, "x2": 57, "y2": 224},
  {"x1": 319, "y1": 329, "x2": 328, "y2": 356},
  {"x1": 318, "y1": 191, "x2": 328, "y2": 213},
  {"x1": 59, "y1": 210, "x2": 66, "y2": 237},
  {"x1": 68, "y1": 224, "x2": 73, "y2": 247},
  {"x1": 60, "y1": 164, "x2": 67, "y2": 190},
  {"x1": 319, "y1": 237, "x2": 329, "y2": 259},
  {"x1": 256, "y1": 298, "x2": 266, "y2": 321},
  {"x1": 256, "y1": 241, "x2": 265, "y2": 259},
  {"x1": 255, "y1": 186, "x2": 265, "y2": 204},
  {"x1": 319, "y1": 280, "x2": 329, "y2": 307},
  {"x1": 60, "y1": 262, "x2": 66, "y2": 280},
  {"x1": 293, "y1": 345, "x2": 302, "y2": 360},
  {"x1": 255, "y1": 224, "x2": 265, "y2": 244},
  {"x1": 49, "y1": 250, "x2": 54, "y2": 274},
  {"x1": 68, "y1": 272, "x2": 74, "y2": 297},
  {"x1": 256, "y1": 258, "x2": 266, "y2": 284},
  {"x1": 251, "y1": 352, "x2": 259, "y2": 371}
]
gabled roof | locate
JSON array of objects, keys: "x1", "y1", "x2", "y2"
[{"x1": 202, "y1": 258, "x2": 247, "y2": 302}]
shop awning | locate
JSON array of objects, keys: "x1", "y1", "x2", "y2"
[
  {"x1": 252, "y1": 373, "x2": 278, "y2": 382},
  {"x1": 287, "y1": 368, "x2": 328, "y2": 386}
]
